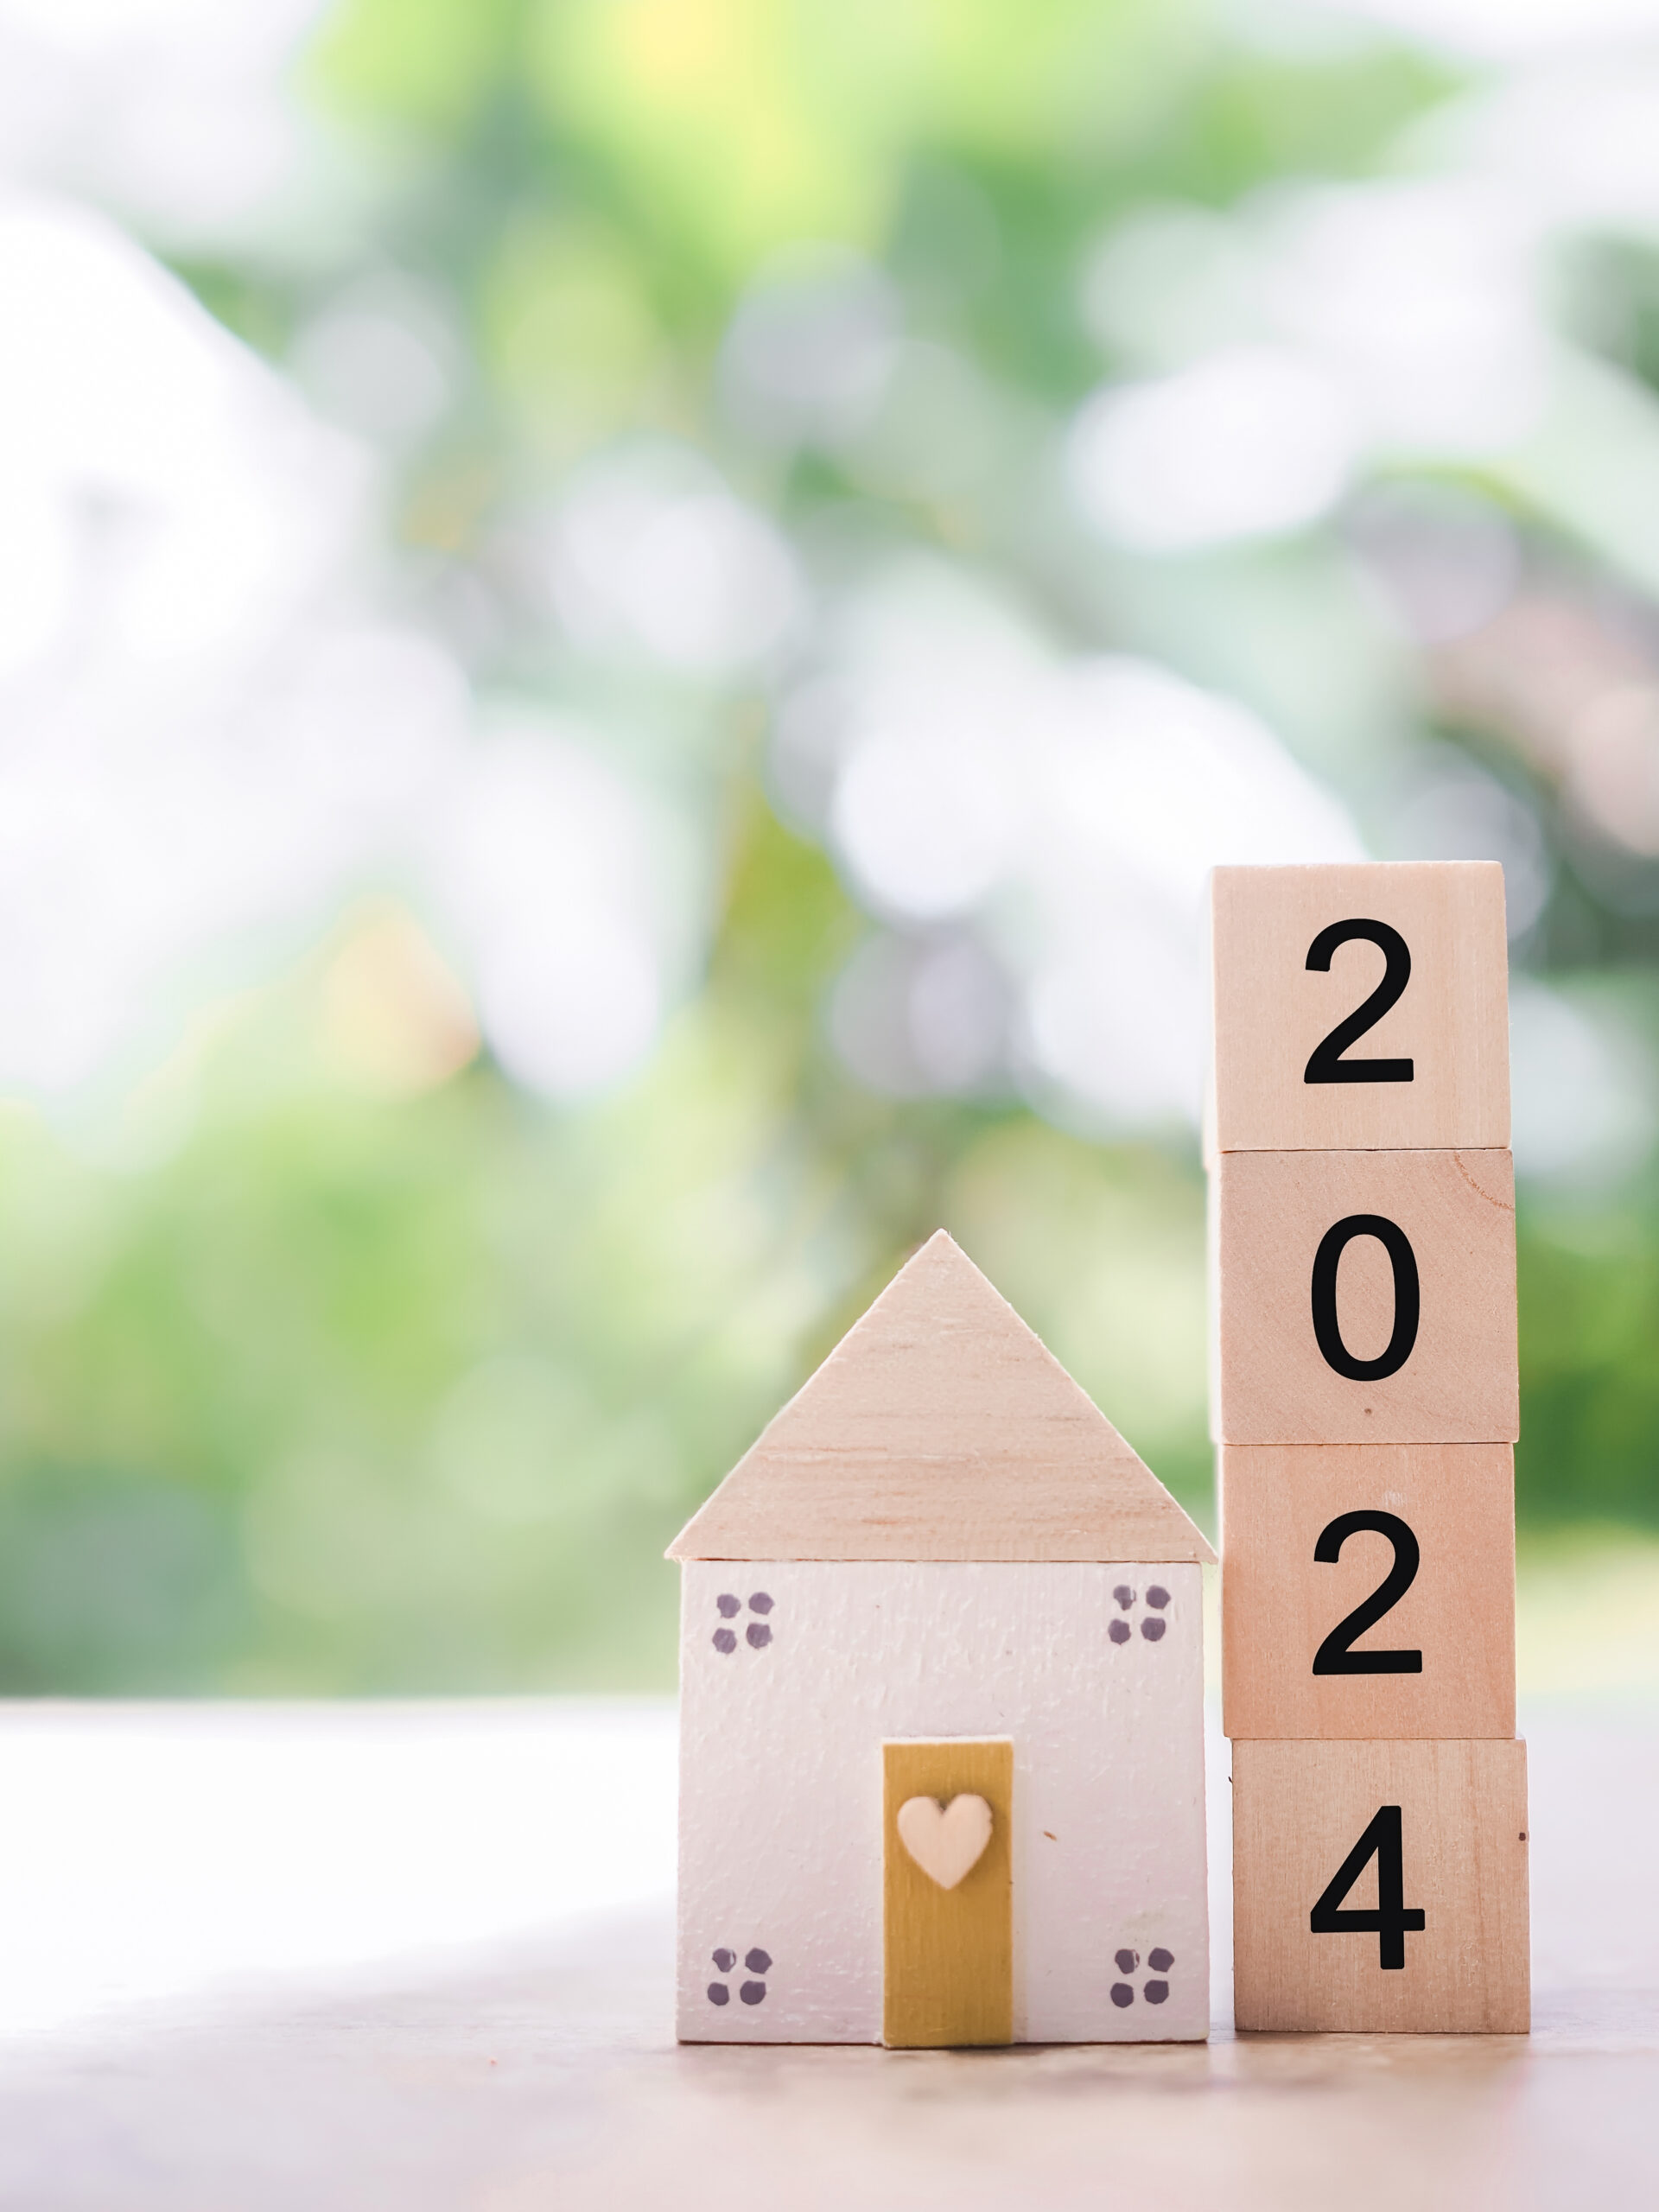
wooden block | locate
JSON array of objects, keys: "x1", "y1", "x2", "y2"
[
  {"x1": 1209, "y1": 863, "x2": 1510, "y2": 1154},
  {"x1": 1213, "y1": 1148, "x2": 1517, "y2": 1445},
  {"x1": 883, "y1": 1738, "x2": 1013, "y2": 2048},
  {"x1": 677, "y1": 1560, "x2": 1209, "y2": 2044},
  {"x1": 671, "y1": 1230, "x2": 1212, "y2": 1565},
  {"x1": 1232, "y1": 1737, "x2": 1529, "y2": 2033},
  {"x1": 1221, "y1": 1444, "x2": 1516, "y2": 1739}
]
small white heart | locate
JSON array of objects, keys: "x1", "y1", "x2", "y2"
[{"x1": 896, "y1": 1793, "x2": 995, "y2": 1891}]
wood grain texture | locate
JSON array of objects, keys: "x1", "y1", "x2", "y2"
[
  {"x1": 884, "y1": 1741, "x2": 1013, "y2": 2047},
  {"x1": 1212, "y1": 1149, "x2": 1517, "y2": 1445},
  {"x1": 669, "y1": 1230, "x2": 1214, "y2": 1564},
  {"x1": 1209, "y1": 862, "x2": 1510, "y2": 1154},
  {"x1": 676, "y1": 1561, "x2": 1209, "y2": 2044},
  {"x1": 1220, "y1": 1444, "x2": 1516, "y2": 1740},
  {"x1": 1232, "y1": 1738, "x2": 1529, "y2": 2033}
]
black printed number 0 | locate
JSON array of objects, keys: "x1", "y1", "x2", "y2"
[
  {"x1": 1304, "y1": 919, "x2": 1414, "y2": 1086},
  {"x1": 1310, "y1": 1805, "x2": 1426, "y2": 1970},
  {"x1": 1312, "y1": 1511, "x2": 1422, "y2": 1675},
  {"x1": 1312, "y1": 1215, "x2": 1420, "y2": 1382}
]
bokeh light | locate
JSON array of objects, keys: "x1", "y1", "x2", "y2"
[{"x1": 0, "y1": 0, "x2": 1656, "y2": 1689}]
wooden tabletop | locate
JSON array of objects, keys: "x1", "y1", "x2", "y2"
[{"x1": 0, "y1": 1697, "x2": 1652, "y2": 2209}]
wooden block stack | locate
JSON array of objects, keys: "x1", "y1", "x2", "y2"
[{"x1": 1209, "y1": 863, "x2": 1529, "y2": 2034}]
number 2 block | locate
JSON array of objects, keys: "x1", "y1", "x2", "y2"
[
  {"x1": 1209, "y1": 861, "x2": 1510, "y2": 1154},
  {"x1": 1221, "y1": 1444, "x2": 1516, "y2": 1740},
  {"x1": 1212, "y1": 1148, "x2": 1518, "y2": 1445},
  {"x1": 1232, "y1": 1738, "x2": 1529, "y2": 2032}
]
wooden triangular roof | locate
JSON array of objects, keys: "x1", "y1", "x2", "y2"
[{"x1": 668, "y1": 1230, "x2": 1214, "y2": 1563}]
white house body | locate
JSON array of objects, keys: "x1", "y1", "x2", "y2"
[
  {"x1": 677, "y1": 1557, "x2": 1207, "y2": 2042},
  {"x1": 670, "y1": 1231, "x2": 1215, "y2": 2047}
]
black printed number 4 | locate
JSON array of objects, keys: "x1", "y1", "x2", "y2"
[{"x1": 1310, "y1": 1805, "x2": 1426, "y2": 1970}]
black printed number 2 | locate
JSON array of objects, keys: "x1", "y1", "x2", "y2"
[
  {"x1": 1312, "y1": 1512, "x2": 1422, "y2": 1675},
  {"x1": 1310, "y1": 1805, "x2": 1426, "y2": 1970},
  {"x1": 1304, "y1": 919, "x2": 1414, "y2": 1085}
]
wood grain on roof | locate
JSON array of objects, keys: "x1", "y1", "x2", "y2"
[{"x1": 667, "y1": 1231, "x2": 1215, "y2": 1564}]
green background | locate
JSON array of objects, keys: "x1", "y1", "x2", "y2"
[{"x1": 3, "y1": 0, "x2": 1656, "y2": 1692}]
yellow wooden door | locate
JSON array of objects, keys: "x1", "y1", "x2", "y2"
[{"x1": 882, "y1": 1738, "x2": 1014, "y2": 2048}]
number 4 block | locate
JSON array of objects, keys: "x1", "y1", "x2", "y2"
[{"x1": 1232, "y1": 1738, "x2": 1529, "y2": 2033}]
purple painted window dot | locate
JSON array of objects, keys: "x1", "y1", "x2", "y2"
[
  {"x1": 1141, "y1": 1617, "x2": 1166, "y2": 1642},
  {"x1": 1115, "y1": 1948, "x2": 1138, "y2": 1974},
  {"x1": 716, "y1": 1594, "x2": 741, "y2": 1618},
  {"x1": 712, "y1": 1948, "x2": 735, "y2": 1972},
  {"x1": 1147, "y1": 1586, "x2": 1169, "y2": 1610},
  {"x1": 748, "y1": 1592, "x2": 773, "y2": 1615},
  {"x1": 745, "y1": 1948, "x2": 772, "y2": 1974},
  {"x1": 746, "y1": 1621, "x2": 772, "y2": 1649},
  {"x1": 740, "y1": 1980, "x2": 766, "y2": 2005},
  {"x1": 1110, "y1": 1983, "x2": 1135, "y2": 2008},
  {"x1": 1145, "y1": 1980, "x2": 1169, "y2": 2005},
  {"x1": 1149, "y1": 1948, "x2": 1174, "y2": 1973},
  {"x1": 1113, "y1": 1586, "x2": 1135, "y2": 1611},
  {"x1": 712, "y1": 1628, "x2": 737, "y2": 1654},
  {"x1": 707, "y1": 1983, "x2": 729, "y2": 2006},
  {"x1": 1109, "y1": 1619, "x2": 1131, "y2": 1646}
]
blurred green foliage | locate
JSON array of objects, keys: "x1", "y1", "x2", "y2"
[
  {"x1": 0, "y1": 805, "x2": 1216, "y2": 1689},
  {"x1": 2, "y1": 0, "x2": 1656, "y2": 1689}
]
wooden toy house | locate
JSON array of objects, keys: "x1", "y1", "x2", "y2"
[{"x1": 667, "y1": 1230, "x2": 1215, "y2": 2048}]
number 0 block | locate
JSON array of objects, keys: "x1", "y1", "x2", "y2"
[
  {"x1": 1220, "y1": 1444, "x2": 1516, "y2": 1740},
  {"x1": 1212, "y1": 1148, "x2": 1518, "y2": 1445},
  {"x1": 1209, "y1": 861, "x2": 1510, "y2": 1154},
  {"x1": 1232, "y1": 1738, "x2": 1529, "y2": 2033}
]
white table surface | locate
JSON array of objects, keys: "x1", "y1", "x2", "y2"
[{"x1": 0, "y1": 1696, "x2": 1654, "y2": 2209}]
